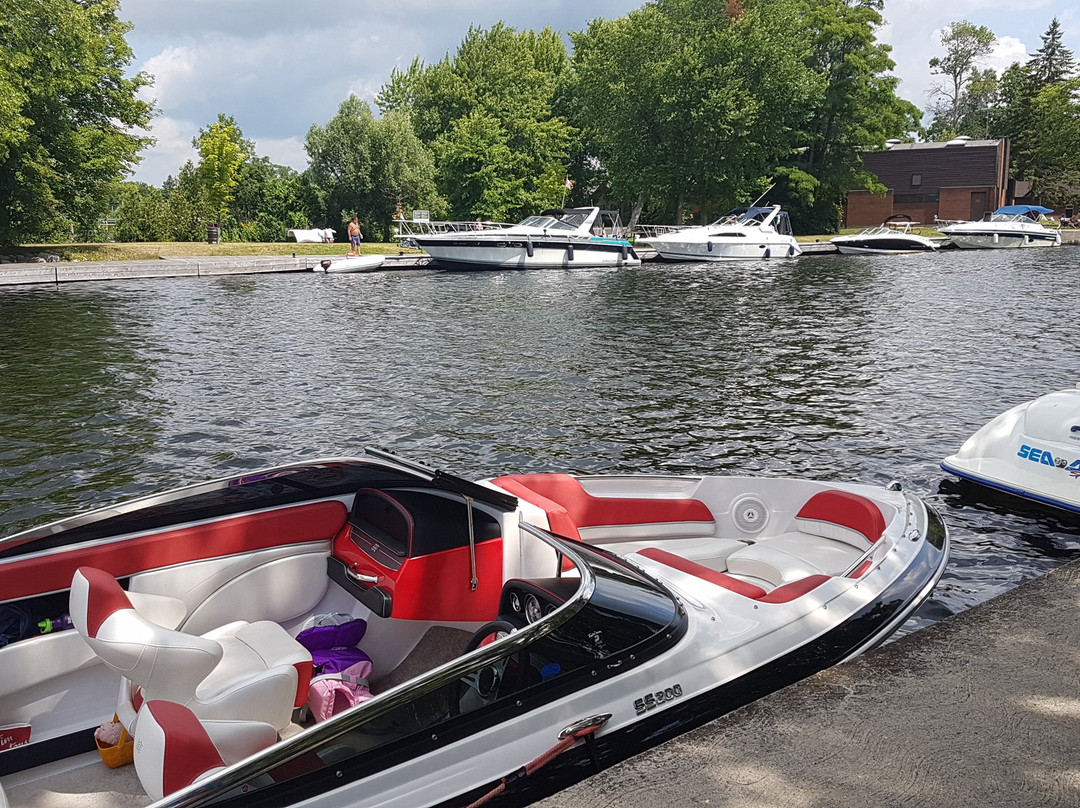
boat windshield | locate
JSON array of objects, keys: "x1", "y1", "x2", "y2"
[
  {"x1": 174, "y1": 527, "x2": 686, "y2": 808},
  {"x1": 518, "y1": 215, "x2": 577, "y2": 231},
  {"x1": 710, "y1": 206, "x2": 776, "y2": 227}
]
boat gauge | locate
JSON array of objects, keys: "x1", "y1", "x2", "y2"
[
  {"x1": 524, "y1": 594, "x2": 543, "y2": 623},
  {"x1": 509, "y1": 591, "x2": 522, "y2": 613}
]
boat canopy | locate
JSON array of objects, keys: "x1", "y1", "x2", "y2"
[{"x1": 994, "y1": 205, "x2": 1053, "y2": 216}]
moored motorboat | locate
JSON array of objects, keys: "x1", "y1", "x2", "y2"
[
  {"x1": 942, "y1": 384, "x2": 1080, "y2": 513},
  {"x1": 319, "y1": 254, "x2": 385, "y2": 273},
  {"x1": 0, "y1": 449, "x2": 948, "y2": 808},
  {"x1": 409, "y1": 208, "x2": 639, "y2": 270},
  {"x1": 637, "y1": 205, "x2": 802, "y2": 261},
  {"x1": 831, "y1": 214, "x2": 939, "y2": 255},
  {"x1": 937, "y1": 205, "x2": 1062, "y2": 249}
]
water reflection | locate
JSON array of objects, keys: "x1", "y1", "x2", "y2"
[{"x1": 1, "y1": 248, "x2": 1079, "y2": 626}]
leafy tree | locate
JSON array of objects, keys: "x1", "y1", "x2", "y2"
[
  {"x1": 1011, "y1": 78, "x2": 1080, "y2": 205},
  {"x1": 162, "y1": 162, "x2": 214, "y2": 241},
  {"x1": 927, "y1": 21, "x2": 995, "y2": 134},
  {"x1": 781, "y1": 0, "x2": 920, "y2": 232},
  {"x1": 195, "y1": 114, "x2": 250, "y2": 225},
  {"x1": 306, "y1": 96, "x2": 443, "y2": 238},
  {"x1": 0, "y1": 0, "x2": 155, "y2": 244},
  {"x1": 378, "y1": 24, "x2": 573, "y2": 221},
  {"x1": 226, "y1": 158, "x2": 314, "y2": 242},
  {"x1": 112, "y1": 183, "x2": 169, "y2": 242}
]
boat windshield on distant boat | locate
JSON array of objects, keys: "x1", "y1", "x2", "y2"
[
  {"x1": 638, "y1": 205, "x2": 802, "y2": 261},
  {"x1": 406, "y1": 207, "x2": 640, "y2": 271},
  {"x1": 830, "y1": 214, "x2": 939, "y2": 255},
  {"x1": 937, "y1": 205, "x2": 1062, "y2": 249}
]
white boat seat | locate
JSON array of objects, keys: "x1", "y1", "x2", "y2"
[
  {"x1": 133, "y1": 700, "x2": 278, "y2": 801},
  {"x1": 70, "y1": 566, "x2": 312, "y2": 733},
  {"x1": 727, "y1": 489, "x2": 887, "y2": 585},
  {"x1": 592, "y1": 536, "x2": 748, "y2": 567}
]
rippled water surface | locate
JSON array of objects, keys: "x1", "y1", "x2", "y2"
[{"x1": 3, "y1": 248, "x2": 1080, "y2": 630}]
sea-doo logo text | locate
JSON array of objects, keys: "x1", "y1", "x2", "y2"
[{"x1": 1017, "y1": 444, "x2": 1080, "y2": 477}]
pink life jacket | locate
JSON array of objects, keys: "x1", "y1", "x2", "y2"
[{"x1": 296, "y1": 618, "x2": 374, "y2": 721}]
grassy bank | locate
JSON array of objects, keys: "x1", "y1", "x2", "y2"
[{"x1": 11, "y1": 242, "x2": 422, "y2": 262}]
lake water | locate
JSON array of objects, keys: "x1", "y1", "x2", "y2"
[{"x1": 2, "y1": 248, "x2": 1080, "y2": 634}]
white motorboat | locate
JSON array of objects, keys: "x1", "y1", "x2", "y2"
[
  {"x1": 318, "y1": 254, "x2": 385, "y2": 273},
  {"x1": 830, "y1": 215, "x2": 939, "y2": 255},
  {"x1": 942, "y1": 384, "x2": 1080, "y2": 513},
  {"x1": 409, "y1": 208, "x2": 639, "y2": 270},
  {"x1": 638, "y1": 205, "x2": 802, "y2": 261},
  {"x1": 0, "y1": 449, "x2": 948, "y2": 808},
  {"x1": 937, "y1": 205, "x2": 1062, "y2": 249}
]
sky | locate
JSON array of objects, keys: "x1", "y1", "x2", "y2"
[{"x1": 117, "y1": 0, "x2": 1079, "y2": 186}]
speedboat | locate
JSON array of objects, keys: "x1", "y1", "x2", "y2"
[
  {"x1": 318, "y1": 254, "x2": 385, "y2": 273},
  {"x1": 0, "y1": 449, "x2": 948, "y2": 808},
  {"x1": 830, "y1": 215, "x2": 939, "y2": 255},
  {"x1": 410, "y1": 208, "x2": 639, "y2": 270},
  {"x1": 942, "y1": 384, "x2": 1080, "y2": 513},
  {"x1": 937, "y1": 205, "x2": 1062, "y2": 249},
  {"x1": 638, "y1": 205, "x2": 802, "y2": 261}
]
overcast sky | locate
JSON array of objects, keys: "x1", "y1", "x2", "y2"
[{"x1": 118, "y1": 0, "x2": 1079, "y2": 186}]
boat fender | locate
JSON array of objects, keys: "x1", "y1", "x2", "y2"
[
  {"x1": 707, "y1": 241, "x2": 713, "y2": 252},
  {"x1": 526, "y1": 241, "x2": 534, "y2": 257},
  {"x1": 764, "y1": 247, "x2": 771, "y2": 259},
  {"x1": 787, "y1": 245, "x2": 794, "y2": 257},
  {"x1": 993, "y1": 233, "x2": 999, "y2": 244},
  {"x1": 320, "y1": 259, "x2": 332, "y2": 271},
  {"x1": 567, "y1": 243, "x2": 574, "y2": 260},
  {"x1": 621, "y1": 244, "x2": 628, "y2": 260}
]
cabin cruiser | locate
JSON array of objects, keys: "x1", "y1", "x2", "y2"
[
  {"x1": 937, "y1": 205, "x2": 1062, "y2": 249},
  {"x1": 942, "y1": 384, "x2": 1080, "y2": 513},
  {"x1": 830, "y1": 215, "x2": 939, "y2": 255},
  {"x1": 637, "y1": 205, "x2": 802, "y2": 261},
  {"x1": 0, "y1": 449, "x2": 948, "y2": 808},
  {"x1": 408, "y1": 207, "x2": 639, "y2": 270}
]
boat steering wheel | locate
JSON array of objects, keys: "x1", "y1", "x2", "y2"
[{"x1": 452, "y1": 619, "x2": 521, "y2": 716}]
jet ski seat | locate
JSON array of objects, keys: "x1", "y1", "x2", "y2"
[{"x1": 70, "y1": 566, "x2": 312, "y2": 733}]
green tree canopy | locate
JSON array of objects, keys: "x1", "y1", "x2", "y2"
[
  {"x1": 195, "y1": 114, "x2": 251, "y2": 224},
  {"x1": 378, "y1": 24, "x2": 573, "y2": 221},
  {"x1": 927, "y1": 20, "x2": 996, "y2": 135},
  {"x1": 0, "y1": 0, "x2": 155, "y2": 245}
]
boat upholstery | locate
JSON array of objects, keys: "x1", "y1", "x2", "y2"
[
  {"x1": 70, "y1": 567, "x2": 312, "y2": 732},
  {"x1": 726, "y1": 490, "x2": 886, "y2": 586},
  {"x1": 133, "y1": 700, "x2": 278, "y2": 801},
  {"x1": 636, "y1": 548, "x2": 832, "y2": 603},
  {"x1": 491, "y1": 474, "x2": 715, "y2": 541}
]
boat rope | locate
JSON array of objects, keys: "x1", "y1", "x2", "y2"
[{"x1": 464, "y1": 713, "x2": 611, "y2": 808}]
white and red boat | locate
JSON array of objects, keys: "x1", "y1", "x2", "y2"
[{"x1": 0, "y1": 449, "x2": 948, "y2": 808}]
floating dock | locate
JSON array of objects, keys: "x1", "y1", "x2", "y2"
[{"x1": 537, "y1": 557, "x2": 1080, "y2": 808}]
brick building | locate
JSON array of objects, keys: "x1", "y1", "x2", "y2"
[{"x1": 844, "y1": 137, "x2": 1011, "y2": 227}]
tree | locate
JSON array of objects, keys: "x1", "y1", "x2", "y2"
[
  {"x1": 0, "y1": 0, "x2": 155, "y2": 244},
  {"x1": 1011, "y1": 78, "x2": 1080, "y2": 205},
  {"x1": 781, "y1": 0, "x2": 920, "y2": 232},
  {"x1": 1026, "y1": 18, "x2": 1077, "y2": 87},
  {"x1": 112, "y1": 183, "x2": 169, "y2": 242},
  {"x1": 195, "y1": 114, "x2": 250, "y2": 225},
  {"x1": 927, "y1": 21, "x2": 995, "y2": 134},
  {"x1": 378, "y1": 24, "x2": 574, "y2": 221},
  {"x1": 306, "y1": 96, "x2": 443, "y2": 238}
]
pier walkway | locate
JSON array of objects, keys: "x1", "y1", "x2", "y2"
[{"x1": 538, "y1": 557, "x2": 1080, "y2": 808}]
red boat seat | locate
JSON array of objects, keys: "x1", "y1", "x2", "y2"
[
  {"x1": 491, "y1": 473, "x2": 715, "y2": 540},
  {"x1": 70, "y1": 567, "x2": 312, "y2": 733},
  {"x1": 134, "y1": 700, "x2": 277, "y2": 801}
]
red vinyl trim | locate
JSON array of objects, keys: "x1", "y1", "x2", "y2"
[
  {"x1": 146, "y1": 700, "x2": 225, "y2": 797},
  {"x1": 491, "y1": 477, "x2": 581, "y2": 539},
  {"x1": 1, "y1": 501, "x2": 347, "y2": 602},
  {"x1": 493, "y1": 474, "x2": 713, "y2": 531},
  {"x1": 638, "y1": 547, "x2": 767, "y2": 599},
  {"x1": 797, "y1": 490, "x2": 886, "y2": 543},
  {"x1": 848, "y1": 559, "x2": 873, "y2": 579},
  {"x1": 75, "y1": 566, "x2": 134, "y2": 637},
  {"x1": 293, "y1": 660, "x2": 314, "y2": 708},
  {"x1": 757, "y1": 575, "x2": 833, "y2": 603}
]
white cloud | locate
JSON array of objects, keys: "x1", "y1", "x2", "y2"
[
  {"x1": 986, "y1": 35, "x2": 1029, "y2": 74},
  {"x1": 256, "y1": 136, "x2": 309, "y2": 174}
]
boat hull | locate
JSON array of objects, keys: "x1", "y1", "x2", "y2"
[
  {"x1": 942, "y1": 386, "x2": 1080, "y2": 513},
  {"x1": 832, "y1": 237, "x2": 938, "y2": 255},
  {"x1": 320, "y1": 255, "x2": 386, "y2": 273},
  {"x1": 941, "y1": 230, "x2": 1061, "y2": 249},
  {"x1": 650, "y1": 239, "x2": 801, "y2": 261},
  {"x1": 417, "y1": 238, "x2": 639, "y2": 270}
]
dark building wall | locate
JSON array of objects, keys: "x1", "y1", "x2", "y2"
[{"x1": 845, "y1": 139, "x2": 1010, "y2": 227}]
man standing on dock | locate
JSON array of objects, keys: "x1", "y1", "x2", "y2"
[{"x1": 348, "y1": 217, "x2": 362, "y2": 252}]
